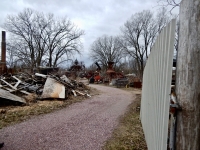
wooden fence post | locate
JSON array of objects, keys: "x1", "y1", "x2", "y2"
[{"x1": 175, "y1": 0, "x2": 200, "y2": 149}]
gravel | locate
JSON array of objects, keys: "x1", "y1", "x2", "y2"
[{"x1": 0, "y1": 85, "x2": 135, "y2": 150}]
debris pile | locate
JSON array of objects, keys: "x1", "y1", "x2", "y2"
[{"x1": 0, "y1": 72, "x2": 91, "y2": 105}]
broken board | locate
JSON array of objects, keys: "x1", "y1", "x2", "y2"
[{"x1": 0, "y1": 88, "x2": 26, "y2": 104}]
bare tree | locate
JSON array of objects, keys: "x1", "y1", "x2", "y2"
[
  {"x1": 4, "y1": 8, "x2": 84, "y2": 68},
  {"x1": 6, "y1": 42, "x2": 17, "y2": 68},
  {"x1": 4, "y1": 9, "x2": 44, "y2": 68},
  {"x1": 120, "y1": 8, "x2": 170, "y2": 78},
  {"x1": 90, "y1": 35, "x2": 124, "y2": 70},
  {"x1": 158, "y1": 0, "x2": 181, "y2": 13},
  {"x1": 44, "y1": 17, "x2": 84, "y2": 67},
  {"x1": 6, "y1": 37, "x2": 32, "y2": 68},
  {"x1": 174, "y1": 18, "x2": 179, "y2": 51},
  {"x1": 117, "y1": 61, "x2": 136, "y2": 75},
  {"x1": 158, "y1": 0, "x2": 181, "y2": 6}
]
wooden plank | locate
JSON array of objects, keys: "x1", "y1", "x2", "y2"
[{"x1": 0, "y1": 88, "x2": 26, "y2": 104}]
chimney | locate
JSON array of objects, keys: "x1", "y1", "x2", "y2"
[{"x1": 1, "y1": 31, "x2": 6, "y2": 63}]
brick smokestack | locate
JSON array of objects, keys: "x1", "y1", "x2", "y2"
[{"x1": 1, "y1": 31, "x2": 6, "y2": 63}]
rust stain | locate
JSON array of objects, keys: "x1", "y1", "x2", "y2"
[{"x1": 42, "y1": 78, "x2": 65, "y2": 99}]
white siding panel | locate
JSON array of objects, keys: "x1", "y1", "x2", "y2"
[{"x1": 140, "y1": 19, "x2": 176, "y2": 150}]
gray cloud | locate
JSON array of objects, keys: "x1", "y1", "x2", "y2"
[{"x1": 0, "y1": 0, "x2": 177, "y2": 67}]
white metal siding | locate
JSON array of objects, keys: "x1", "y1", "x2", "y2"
[{"x1": 140, "y1": 19, "x2": 176, "y2": 150}]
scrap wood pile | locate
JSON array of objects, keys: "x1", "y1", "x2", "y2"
[{"x1": 0, "y1": 72, "x2": 91, "y2": 105}]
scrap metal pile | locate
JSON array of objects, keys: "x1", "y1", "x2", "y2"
[{"x1": 0, "y1": 72, "x2": 91, "y2": 105}]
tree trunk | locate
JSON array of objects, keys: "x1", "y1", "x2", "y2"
[
  {"x1": 175, "y1": 0, "x2": 200, "y2": 149},
  {"x1": 49, "y1": 53, "x2": 52, "y2": 67}
]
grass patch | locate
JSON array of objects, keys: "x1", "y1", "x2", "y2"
[
  {"x1": 102, "y1": 94, "x2": 147, "y2": 150},
  {"x1": 0, "y1": 99, "x2": 77, "y2": 129},
  {"x1": 0, "y1": 87, "x2": 99, "y2": 129}
]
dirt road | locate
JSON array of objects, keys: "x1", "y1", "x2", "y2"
[{"x1": 0, "y1": 85, "x2": 135, "y2": 150}]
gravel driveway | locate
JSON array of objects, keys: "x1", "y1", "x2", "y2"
[{"x1": 0, "y1": 85, "x2": 135, "y2": 150}]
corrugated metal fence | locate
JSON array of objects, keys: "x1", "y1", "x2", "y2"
[{"x1": 140, "y1": 19, "x2": 176, "y2": 150}]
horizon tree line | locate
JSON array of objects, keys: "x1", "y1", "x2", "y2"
[{"x1": 90, "y1": 7, "x2": 176, "y2": 79}]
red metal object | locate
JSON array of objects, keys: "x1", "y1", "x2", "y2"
[
  {"x1": 106, "y1": 61, "x2": 116, "y2": 81},
  {"x1": 94, "y1": 75, "x2": 101, "y2": 81},
  {"x1": 106, "y1": 61, "x2": 115, "y2": 73},
  {"x1": 133, "y1": 82, "x2": 142, "y2": 88},
  {"x1": 105, "y1": 61, "x2": 125, "y2": 81}
]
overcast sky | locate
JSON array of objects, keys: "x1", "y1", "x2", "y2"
[{"x1": 0, "y1": 0, "x2": 178, "y2": 67}]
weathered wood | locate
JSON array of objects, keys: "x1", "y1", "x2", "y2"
[
  {"x1": 0, "y1": 89, "x2": 26, "y2": 104},
  {"x1": 176, "y1": 0, "x2": 200, "y2": 149},
  {"x1": 0, "y1": 79, "x2": 17, "y2": 90}
]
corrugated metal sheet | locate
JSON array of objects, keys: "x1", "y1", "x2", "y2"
[{"x1": 140, "y1": 19, "x2": 176, "y2": 150}]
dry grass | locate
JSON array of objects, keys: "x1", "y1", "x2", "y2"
[
  {"x1": 0, "y1": 83, "x2": 147, "y2": 150},
  {"x1": 102, "y1": 94, "x2": 147, "y2": 150},
  {"x1": 0, "y1": 87, "x2": 99, "y2": 129}
]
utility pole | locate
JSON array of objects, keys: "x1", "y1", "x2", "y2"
[{"x1": 175, "y1": 0, "x2": 200, "y2": 149}]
